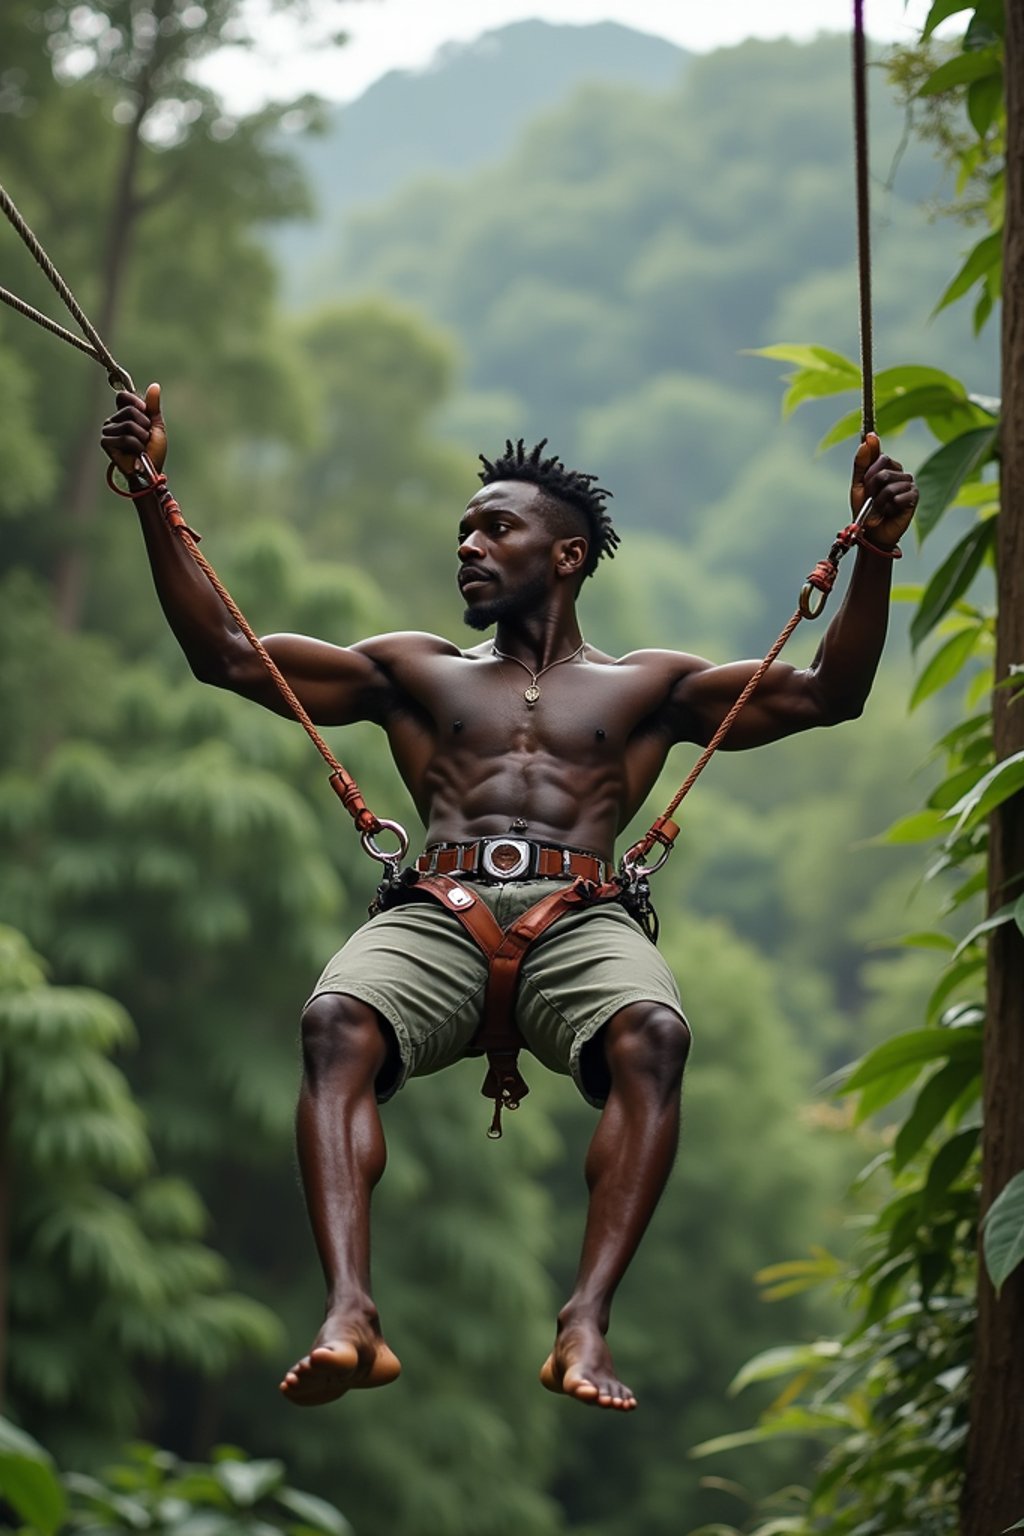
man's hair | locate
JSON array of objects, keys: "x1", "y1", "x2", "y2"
[{"x1": 477, "y1": 438, "x2": 620, "y2": 579}]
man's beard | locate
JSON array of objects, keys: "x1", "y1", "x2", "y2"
[{"x1": 462, "y1": 574, "x2": 550, "y2": 632}]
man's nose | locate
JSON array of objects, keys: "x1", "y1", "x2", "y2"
[{"x1": 458, "y1": 536, "x2": 484, "y2": 561}]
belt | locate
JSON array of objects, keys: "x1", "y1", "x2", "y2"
[{"x1": 415, "y1": 837, "x2": 612, "y2": 885}]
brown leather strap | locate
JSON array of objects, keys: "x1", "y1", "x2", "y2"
[
  {"x1": 416, "y1": 840, "x2": 611, "y2": 885},
  {"x1": 409, "y1": 873, "x2": 622, "y2": 1136}
]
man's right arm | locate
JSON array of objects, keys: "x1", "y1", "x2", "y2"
[{"x1": 101, "y1": 385, "x2": 396, "y2": 726}]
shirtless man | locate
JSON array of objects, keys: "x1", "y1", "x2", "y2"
[{"x1": 101, "y1": 386, "x2": 918, "y2": 1413}]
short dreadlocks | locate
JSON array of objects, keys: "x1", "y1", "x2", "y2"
[{"x1": 477, "y1": 438, "x2": 620, "y2": 579}]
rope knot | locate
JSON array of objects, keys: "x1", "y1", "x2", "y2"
[{"x1": 805, "y1": 558, "x2": 838, "y2": 595}]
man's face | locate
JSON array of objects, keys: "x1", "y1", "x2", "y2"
[{"x1": 457, "y1": 481, "x2": 564, "y2": 631}]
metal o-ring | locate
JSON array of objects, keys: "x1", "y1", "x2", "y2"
[
  {"x1": 800, "y1": 581, "x2": 828, "y2": 620},
  {"x1": 361, "y1": 819, "x2": 410, "y2": 864},
  {"x1": 620, "y1": 841, "x2": 671, "y2": 880}
]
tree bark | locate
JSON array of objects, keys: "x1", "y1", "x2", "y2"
[
  {"x1": 961, "y1": 2, "x2": 1024, "y2": 1529},
  {"x1": 53, "y1": 56, "x2": 156, "y2": 633}
]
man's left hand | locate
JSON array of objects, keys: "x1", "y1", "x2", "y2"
[{"x1": 850, "y1": 432, "x2": 919, "y2": 551}]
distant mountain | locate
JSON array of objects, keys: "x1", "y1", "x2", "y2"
[{"x1": 276, "y1": 20, "x2": 687, "y2": 287}]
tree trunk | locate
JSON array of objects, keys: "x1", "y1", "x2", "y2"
[
  {"x1": 53, "y1": 61, "x2": 154, "y2": 633},
  {"x1": 960, "y1": 3, "x2": 1024, "y2": 1530}
]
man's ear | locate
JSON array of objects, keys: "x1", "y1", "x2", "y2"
[{"x1": 555, "y1": 535, "x2": 588, "y2": 579}]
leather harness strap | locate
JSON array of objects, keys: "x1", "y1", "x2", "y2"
[
  {"x1": 416, "y1": 838, "x2": 611, "y2": 884},
  {"x1": 402, "y1": 871, "x2": 622, "y2": 1137}
]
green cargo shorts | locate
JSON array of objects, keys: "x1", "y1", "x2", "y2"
[{"x1": 307, "y1": 879, "x2": 685, "y2": 1108}]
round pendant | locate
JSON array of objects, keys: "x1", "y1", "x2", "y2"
[{"x1": 524, "y1": 685, "x2": 540, "y2": 705}]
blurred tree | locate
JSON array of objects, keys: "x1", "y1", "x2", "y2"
[{"x1": 0, "y1": 924, "x2": 279, "y2": 1463}]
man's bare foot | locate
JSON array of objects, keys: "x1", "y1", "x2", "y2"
[
  {"x1": 280, "y1": 1312, "x2": 401, "y2": 1407},
  {"x1": 540, "y1": 1318, "x2": 637, "y2": 1411}
]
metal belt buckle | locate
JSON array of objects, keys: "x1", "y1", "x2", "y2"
[{"x1": 480, "y1": 837, "x2": 532, "y2": 880}]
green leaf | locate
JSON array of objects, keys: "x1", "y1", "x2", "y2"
[
  {"x1": 924, "y1": 1126, "x2": 979, "y2": 1207},
  {"x1": 276, "y1": 1486, "x2": 354, "y2": 1535},
  {"x1": 839, "y1": 1027, "x2": 982, "y2": 1096},
  {"x1": 944, "y1": 750, "x2": 1024, "y2": 837},
  {"x1": 968, "y1": 73, "x2": 1003, "y2": 135},
  {"x1": 782, "y1": 368, "x2": 864, "y2": 417},
  {"x1": 952, "y1": 898, "x2": 1023, "y2": 959},
  {"x1": 910, "y1": 626, "x2": 985, "y2": 711},
  {"x1": 818, "y1": 406, "x2": 863, "y2": 450},
  {"x1": 926, "y1": 953, "x2": 987, "y2": 1024},
  {"x1": 983, "y1": 1169, "x2": 1024, "y2": 1294},
  {"x1": 922, "y1": 1, "x2": 972, "y2": 38},
  {"x1": 689, "y1": 1405, "x2": 852, "y2": 1458},
  {"x1": 729, "y1": 1342, "x2": 840, "y2": 1394},
  {"x1": 854, "y1": 1063, "x2": 924, "y2": 1124},
  {"x1": 749, "y1": 344, "x2": 859, "y2": 375},
  {"x1": 885, "y1": 930, "x2": 957, "y2": 953},
  {"x1": 873, "y1": 810, "x2": 947, "y2": 845},
  {"x1": 918, "y1": 45, "x2": 1001, "y2": 95},
  {"x1": 910, "y1": 520, "x2": 995, "y2": 649},
  {"x1": 214, "y1": 1458, "x2": 284, "y2": 1508},
  {"x1": 892, "y1": 1058, "x2": 980, "y2": 1172},
  {"x1": 914, "y1": 426, "x2": 999, "y2": 543},
  {"x1": 0, "y1": 1420, "x2": 66, "y2": 1536},
  {"x1": 933, "y1": 233, "x2": 1004, "y2": 317}
]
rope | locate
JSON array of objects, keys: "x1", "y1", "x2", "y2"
[
  {"x1": 0, "y1": 183, "x2": 134, "y2": 391},
  {"x1": 1, "y1": 178, "x2": 389, "y2": 847},
  {"x1": 852, "y1": 0, "x2": 874, "y2": 436}
]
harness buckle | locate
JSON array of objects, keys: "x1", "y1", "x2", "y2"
[{"x1": 480, "y1": 837, "x2": 532, "y2": 880}]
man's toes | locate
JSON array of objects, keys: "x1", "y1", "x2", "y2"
[{"x1": 562, "y1": 1367, "x2": 600, "y2": 1401}]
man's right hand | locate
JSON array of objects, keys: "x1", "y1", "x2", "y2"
[{"x1": 100, "y1": 383, "x2": 167, "y2": 478}]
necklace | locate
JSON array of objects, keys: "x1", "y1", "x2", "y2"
[{"x1": 491, "y1": 638, "x2": 586, "y2": 708}]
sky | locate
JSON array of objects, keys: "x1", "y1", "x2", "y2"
[{"x1": 202, "y1": 0, "x2": 952, "y2": 112}]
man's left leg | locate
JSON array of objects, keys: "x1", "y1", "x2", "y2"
[{"x1": 540, "y1": 1001, "x2": 690, "y2": 1411}]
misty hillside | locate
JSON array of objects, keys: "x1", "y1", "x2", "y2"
[{"x1": 277, "y1": 20, "x2": 687, "y2": 284}]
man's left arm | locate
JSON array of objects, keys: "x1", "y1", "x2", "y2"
[{"x1": 672, "y1": 434, "x2": 919, "y2": 749}]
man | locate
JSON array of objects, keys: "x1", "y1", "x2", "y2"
[{"x1": 101, "y1": 386, "x2": 918, "y2": 1414}]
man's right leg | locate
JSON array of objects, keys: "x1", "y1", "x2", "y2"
[{"x1": 280, "y1": 992, "x2": 402, "y2": 1407}]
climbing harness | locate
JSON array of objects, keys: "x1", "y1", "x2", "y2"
[{"x1": 1, "y1": 0, "x2": 896, "y2": 1135}]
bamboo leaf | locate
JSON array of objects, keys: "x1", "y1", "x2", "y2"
[
  {"x1": 914, "y1": 426, "x2": 999, "y2": 543},
  {"x1": 982, "y1": 1169, "x2": 1024, "y2": 1294},
  {"x1": 910, "y1": 521, "x2": 995, "y2": 649}
]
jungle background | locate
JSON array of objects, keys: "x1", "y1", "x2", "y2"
[{"x1": 0, "y1": 4, "x2": 1007, "y2": 1533}]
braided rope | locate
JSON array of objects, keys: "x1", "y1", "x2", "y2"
[
  {"x1": 0, "y1": 182, "x2": 134, "y2": 390},
  {"x1": 625, "y1": 0, "x2": 876, "y2": 874},
  {"x1": 852, "y1": 0, "x2": 874, "y2": 436}
]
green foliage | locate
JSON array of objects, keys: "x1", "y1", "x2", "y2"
[
  {"x1": 0, "y1": 1421, "x2": 352, "y2": 1536},
  {"x1": 0, "y1": 924, "x2": 281, "y2": 1459},
  {"x1": 682, "y1": 11, "x2": 1011, "y2": 1530},
  {"x1": 0, "y1": 1418, "x2": 66, "y2": 1536},
  {"x1": 4, "y1": 8, "x2": 1002, "y2": 1533}
]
